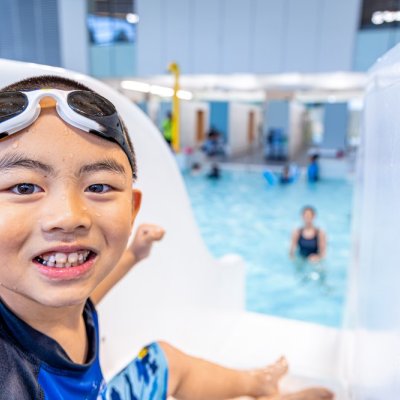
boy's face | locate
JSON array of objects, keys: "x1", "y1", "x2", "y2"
[{"x1": 0, "y1": 106, "x2": 140, "y2": 309}]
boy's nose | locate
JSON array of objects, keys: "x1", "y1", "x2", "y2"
[{"x1": 41, "y1": 193, "x2": 92, "y2": 233}]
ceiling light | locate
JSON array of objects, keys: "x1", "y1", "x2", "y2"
[
  {"x1": 121, "y1": 80, "x2": 150, "y2": 92},
  {"x1": 126, "y1": 13, "x2": 139, "y2": 24},
  {"x1": 150, "y1": 85, "x2": 174, "y2": 97},
  {"x1": 372, "y1": 10, "x2": 400, "y2": 25},
  {"x1": 177, "y1": 90, "x2": 193, "y2": 100}
]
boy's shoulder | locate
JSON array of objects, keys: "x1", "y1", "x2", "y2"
[
  {"x1": 0, "y1": 330, "x2": 42, "y2": 399},
  {"x1": 0, "y1": 299, "x2": 102, "y2": 399}
]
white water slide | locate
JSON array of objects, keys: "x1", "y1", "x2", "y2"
[{"x1": 0, "y1": 54, "x2": 397, "y2": 399}]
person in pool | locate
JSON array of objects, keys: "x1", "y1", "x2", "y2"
[{"x1": 289, "y1": 206, "x2": 327, "y2": 263}]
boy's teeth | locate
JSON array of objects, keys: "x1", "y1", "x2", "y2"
[
  {"x1": 68, "y1": 253, "x2": 78, "y2": 264},
  {"x1": 55, "y1": 253, "x2": 67, "y2": 263},
  {"x1": 36, "y1": 250, "x2": 91, "y2": 268}
]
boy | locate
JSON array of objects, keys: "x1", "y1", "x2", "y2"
[{"x1": 0, "y1": 75, "x2": 333, "y2": 399}]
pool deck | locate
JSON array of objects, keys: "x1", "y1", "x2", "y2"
[{"x1": 219, "y1": 146, "x2": 310, "y2": 168}]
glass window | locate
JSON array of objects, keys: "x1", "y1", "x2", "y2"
[
  {"x1": 87, "y1": 0, "x2": 137, "y2": 45},
  {"x1": 360, "y1": 0, "x2": 400, "y2": 29}
]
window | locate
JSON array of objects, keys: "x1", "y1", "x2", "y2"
[
  {"x1": 360, "y1": 0, "x2": 400, "y2": 29},
  {"x1": 87, "y1": 0, "x2": 137, "y2": 45}
]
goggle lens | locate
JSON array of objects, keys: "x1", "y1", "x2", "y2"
[
  {"x1": 68, "y1": 91, "x2": 116, "y2": 118},
  {"x1": 0, "y1": 92, "x2": 28, "y2": 123}
]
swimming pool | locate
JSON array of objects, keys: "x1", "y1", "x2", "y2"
[{"x1": 183, "y1": 170, "x2": 353, "y2": 328}]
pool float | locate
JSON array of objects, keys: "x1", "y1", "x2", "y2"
[{"x1": 262, "y1": 169, "x2": 278, "y2": 185}]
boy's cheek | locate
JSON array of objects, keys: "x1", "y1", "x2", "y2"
[
  {"x1": 98, "y1": 204, "x2": 133, "y2": 242},
  {"x1": 0, "y1": 213, "x2": 31, "y2": 250}
]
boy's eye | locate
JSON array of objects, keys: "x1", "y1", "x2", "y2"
[
  {"x1": 86, "y1": 184, "x2": 111, "y2": 193},
  {"x1": 11, "y1": 183, "x2": 42, "y2": 195}
]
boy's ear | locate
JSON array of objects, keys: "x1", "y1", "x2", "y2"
[{"x1": 131, "y1": 189, "x2": 142, "y2": 224}]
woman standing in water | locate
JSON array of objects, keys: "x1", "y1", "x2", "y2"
[{"x1": 289, "y1": 206, "x2": 327, "y2": 263}]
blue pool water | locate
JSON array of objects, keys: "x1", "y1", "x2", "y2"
[{"x1": 183, "y1": 170, "x2": 353, "y2": 327}]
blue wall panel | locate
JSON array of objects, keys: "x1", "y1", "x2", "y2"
[
  {"x1": 354, "y1": 28, "x2": 400, "y2": 71},
  {"x1": 137, "y1": 0, "x2": 361, "y2": 75},
  {"x1": 317, "y1": 0, "x2": 361, "y2": 71},
  {"x1": 209, "y1": 101, "x2": 229, "y2": 140},
  {"x1": 164, "y1": 0, "x2": 192, "y2": 73},
  {"x1": 192, "y1": 0, "x2": 222, "y2": 73},
  {"x1": 283, "y1": 0, "x2": 320, "y2": 73},
  {"x1": 137, "y1": 0, "x2": 165, "y2": 75},
  {"x1": 265, "y1": 101, "x2": 289, "y2": 136},
  {"x1": 322, "y1": 103, "x2": 348, "y2": 149},
  {"x1": 220, "y1": 0, "x2": 252, "y2": 73},
  {"x1": 0, "y1": 0, "x2": 60, "y2": 66},
  {"x1": 252, "y1": 0, "x2": 286, "y2": 73}
]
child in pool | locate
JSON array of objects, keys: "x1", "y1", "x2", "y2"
[{"x1": 0, "y1": 75, "x2": 333, "y2": 400}]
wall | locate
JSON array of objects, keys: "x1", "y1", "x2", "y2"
[
  {"x1": 228, "y1": 103, "x2": 261, "y2": 155},
  {"x1": 137, "y1": 0, "x2": 361, "y2": 75},
  {"x1": 354, "y1": 28, "x2": 400, "y2": 71},
  {"x1": 321, "y1": 103, "x2": 349, "y2": 149},
  {"x1": 57, "y1": 0, "x2": 89, "y2": 74},
  {"x1": 180, "y1": 101, "x2": 210, "y2": 149},
  {"x1": 265, "y1": 100, "x2": 289, "y2": 137},
  {"x1": 209, "y1": 101, "x2": 229, "y2": 141},
  {"x1": 0, "y1": 0, "x2": 61, "y2": 67},
  {"x1": 89, "y1": 43, "x2": 136, "y2": 77},
  {"x1": 288, "y1": 101, "x2": 306, "y2": 159}
]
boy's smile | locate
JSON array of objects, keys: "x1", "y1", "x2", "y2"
[{"x1": 0, "y1": 107, "x2": 140, "y2": 311}]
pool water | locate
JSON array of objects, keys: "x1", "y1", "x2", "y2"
[{"x1": 183, "y1": 170, "x2": 353, "y2": 328}]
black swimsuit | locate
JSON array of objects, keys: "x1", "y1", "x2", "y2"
[{"x1": 298, "y1": 228, "x2": 319, "y2": 258}]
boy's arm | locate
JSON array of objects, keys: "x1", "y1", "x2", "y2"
[
  {"x1": 91, "y1": 224, "x2": 164, "y2": 305},
  {"x1": 160, "y1": 342, "x2": 286, "y2": 399}
]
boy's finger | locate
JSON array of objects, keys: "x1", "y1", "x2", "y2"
[
  {"x1": 137, "y1": 226, "x2": 165, "y2": 242},
  {"x1": 148, "y1": 229, "x2": 165, "y2": 241}
]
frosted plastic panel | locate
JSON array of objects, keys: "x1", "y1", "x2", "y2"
[{"x1": 346, "y1": 44, "x2": 400, "y2": 399}]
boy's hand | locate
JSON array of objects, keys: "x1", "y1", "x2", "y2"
[{"x1": 129, "y1": 224, "x2": 165, "y2": 263}]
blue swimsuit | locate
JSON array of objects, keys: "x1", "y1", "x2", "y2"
[{"x1": 298, "y1": 228, "x2": 319, "y2": 258}]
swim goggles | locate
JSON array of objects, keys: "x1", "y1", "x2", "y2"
[{"x1": 0, "y1": 88, "x2": 134, "y2": 170}]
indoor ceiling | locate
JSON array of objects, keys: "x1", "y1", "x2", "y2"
[{"x1": 104, "y1": 71, "x2": 367, "y2": 103}]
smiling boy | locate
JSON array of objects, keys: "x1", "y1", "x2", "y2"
[{"x1": 0, "y1": 76, "x2": 333, "y2": 400}]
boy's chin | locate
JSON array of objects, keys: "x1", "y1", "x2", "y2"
[{"x1": 36, "y1": 290, "x2": 92, "y2": 309}]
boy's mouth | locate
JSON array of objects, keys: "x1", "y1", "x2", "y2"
[{"x1": 34, "y1": 250, "x2": 96, "y2": 268}]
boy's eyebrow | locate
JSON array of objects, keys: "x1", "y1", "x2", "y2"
[
  {"x1": 0, "y1": 152, "x2": 55, "y2": 175},
  {"x1": 0, "y1": 153, "x2": 126, "y2": 177},
  {"x1": 78, "y1": 159, "x2": 126, "y2": 176}
]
